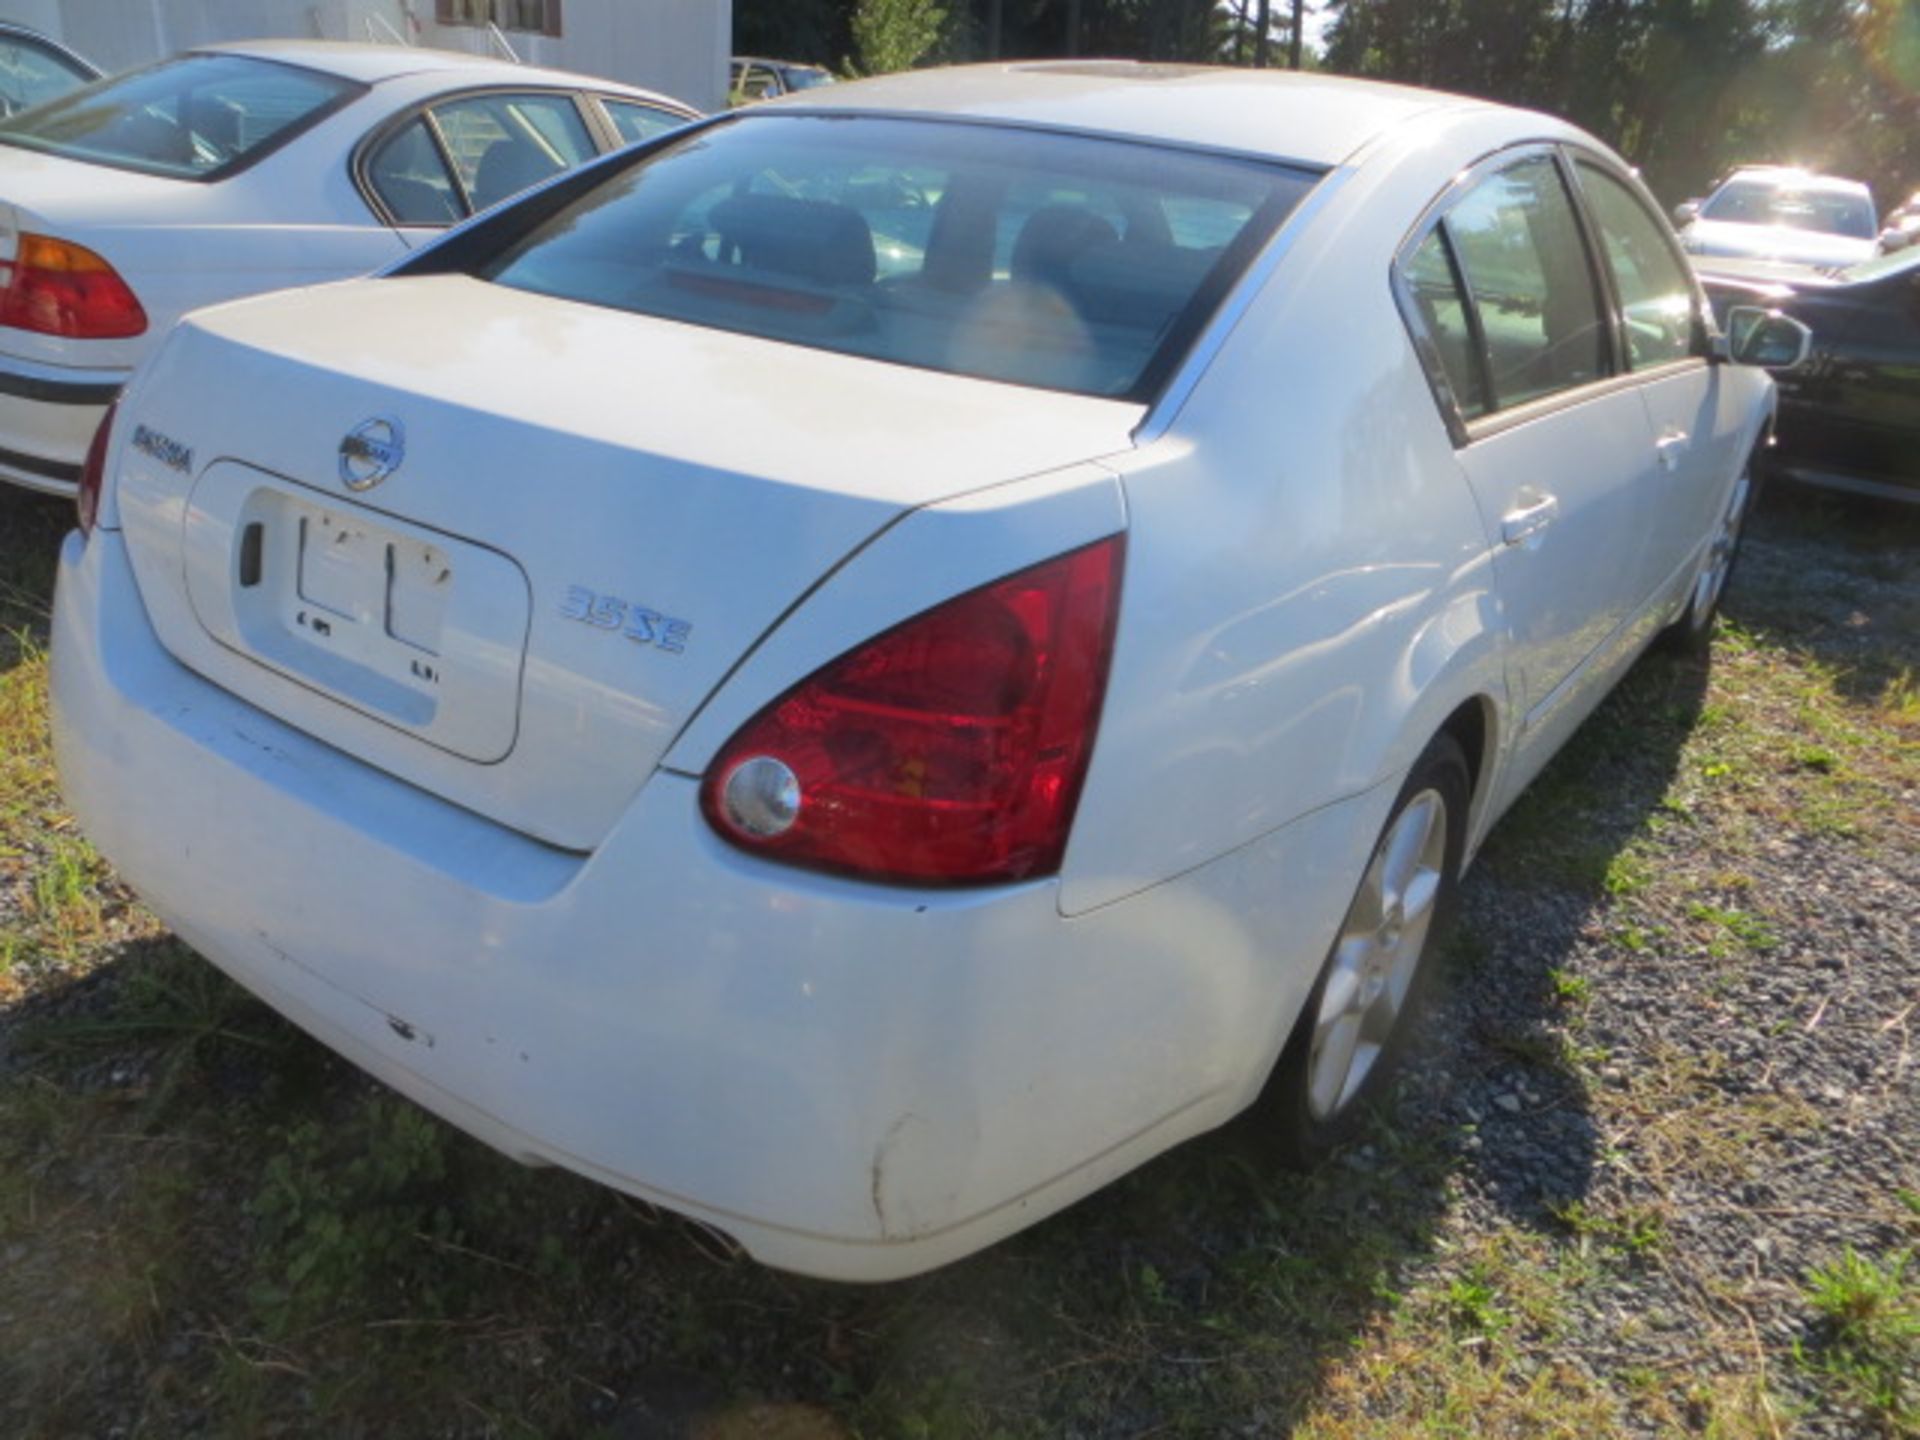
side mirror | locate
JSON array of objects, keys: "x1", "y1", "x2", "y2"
[
  {"x1": 1726, "y1": 306, "x2": 1813, "y2": 371},
  {"x1": 1672, "y1": 199, "x2": 1701, "y2": 228},
  {"x1": 1880, "y1": 227, "x2": 1914, "y2": 253}
]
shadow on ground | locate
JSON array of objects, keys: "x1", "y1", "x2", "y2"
[{"x1": 0, "y1": 488, "x2": 69, "y2": 670}]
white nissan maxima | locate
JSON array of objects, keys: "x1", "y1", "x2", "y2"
[
  {"x1": 0, "y1": 40, "x2": 695, "y2": 496},
  {"x1": 52, "y1": 63, "x2": 1804, "y2": 1281}
]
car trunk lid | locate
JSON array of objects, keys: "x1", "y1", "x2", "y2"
[{"x1": 113, "y1": 273, "x2": 1142, "y2": 850}]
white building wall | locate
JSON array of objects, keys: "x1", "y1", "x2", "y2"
[
  {"x1": 419, "y1": 2, "x2": 730, "y2": 113},
  {"x1": 3, "y1": 0, "x2": 729, "y2": 112}
]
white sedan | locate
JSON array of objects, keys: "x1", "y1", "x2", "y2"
[
  {"x1": 0, "y1": 39, "x2": 695, "y2": 495},
  {"x1": 52, "y1": 62, "x2": 1804, "y2": 1281}
]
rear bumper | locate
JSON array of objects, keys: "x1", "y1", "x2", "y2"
[
  {"x1": 0, "y1": 354, "x2": 126, "y2": 495},
  {"x1": 51, "y1": 528, "x2": 1374, "y2": 1280}
]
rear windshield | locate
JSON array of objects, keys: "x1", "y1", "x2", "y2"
[
  {"x1": 0, "y1": 53, "x2": 360, "y2": 181},
  {"x1": 479, "y1": 115, "x2": 1317, "y2": 401},
  {"x1": 1702, "y1": 180, "x2": 1877, "y2": 240}
]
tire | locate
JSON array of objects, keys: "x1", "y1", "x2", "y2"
[
  {"x1": 1664, "y1": 456, "x2": 1761, "y2": 655},
  {"x1": 1265, "y1": 732, "x2": 1470, "y2": 1166}
]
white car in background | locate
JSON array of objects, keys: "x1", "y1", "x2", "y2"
[
  {"x1": 0, "y1": 20, "x2": 100, "y2": 116},
  {"x1": 1673, "y1": 165, "x2": 1879, "y2": 267},
  {"x1": 0, "y1": 40, "x2": 695, "y2": 495},
  {"x1": 53, "y1": 62, "x2": 1802, "y2": 1281}
]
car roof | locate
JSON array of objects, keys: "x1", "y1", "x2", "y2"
[
  {"x1": 1719, "y1": 165, "x2": 1872, "y2": 197},
  {"x1": 764, "y1": 60, "x2": 1508, "y2": 169},
  {"x1": 193, "y1": 38, "x2": 653, "y2": 94}
]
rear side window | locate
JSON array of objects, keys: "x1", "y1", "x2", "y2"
[
  {"x1": 367, "y1": 117, "x2": 463, "y2": 224},
  {"x1": 0, "y1": 53, "x2": 359, "y2": 180},
  {"x1": 478, "y1": 115, "x2": 1316, "y2": 401},
  {"x1": 1575, "y1": 161, "x2": 1695, "y2": 369},
  {"x1": 1443, "y1": 157, "x2": 1609, "y2": 410},
  {"x1": 1404, "y1": 229, "x2": 1488, "y2": 419}
]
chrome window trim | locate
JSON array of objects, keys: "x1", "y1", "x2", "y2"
[
  {"x1": 352, "y1": 84, "x2": 656, "y2": 230},
  {"x1": 1390, "y1": 224, "x2": 1483, "y2": 447},
  {"x1": 589, "y1": 93, "x2": 696, "y2": 150},
  {"x1": 1391, "y1": 140, "x2": 1708, "y2": 451}
]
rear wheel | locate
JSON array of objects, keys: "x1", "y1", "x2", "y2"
[{"x1": 1267, "y1": 733, "x2": 1468, "y2": 1165}]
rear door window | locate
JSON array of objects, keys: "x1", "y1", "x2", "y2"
[
  {"x1": 602, "y1": 99, "x2": 686, "y2": 146},
  {"x1": 1444, "y1": 156, "x2": 1610, "y2": 410},
  {"x1": 429, "y1": 91, "x2": 595, "y2": 213},
  {"x1": 474, "y1": 114, "x2": 1316, "y2": 400},
  {"x1": 0, "y1": 52, "x2": 359, "y2": 180}
]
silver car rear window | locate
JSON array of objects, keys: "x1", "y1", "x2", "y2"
[
  {"x1": 0, "y1": 53, "x2": 361, "y2": 181},
  {"x1": 479, "y1": 115, "x2": 1318, "y2": 401}
]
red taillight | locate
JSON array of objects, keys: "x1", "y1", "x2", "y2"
[
  {"x1": 76, "y1": 398, "x2": 117, "y2": 536},
  {"x1": 0, "y1": 234, "x2": 146, "y2": 339},
  {"x1": 701, "y1": 535, "x2": 1125, "y2": 886}
]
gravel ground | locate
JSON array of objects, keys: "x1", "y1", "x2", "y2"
[
  {"x1": 1392, "y1": 494, "x2": 1920, "y2": 1436},
  {"x1": 1, "y1": 483, "x2": 1915, "y2": 1437}
]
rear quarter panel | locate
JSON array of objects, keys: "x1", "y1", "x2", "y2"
[{"x1": 1058, "y1": 110, "x2": 1607, "y2": 919}]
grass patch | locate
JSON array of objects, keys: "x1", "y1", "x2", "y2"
[
  {"x1": 1684, "y1": 902, "x2": 1778, "y2": 956},
  {"x1": 1797, "y1": 1247, "x2": 1920, "y2": 1433}
]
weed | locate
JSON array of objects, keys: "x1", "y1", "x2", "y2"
[
  {"x1": 1615, "y1": 922, "x2": 1664, "y2": 953},
  {"x1": 1883, "y1": 667, "x2": 1919, "y2": 726},
  {"x1": 1548, "y1": 968, "x2": 1592, "y2": 1005},
  {"x1": 1686, "y1": 903, "x2": 1778, "y2": 955},
  {"x1": 23, "y1": 941, "x2": 284, "y2": 1109},
  {"x1": 1603, "y1": 848, "x2": 1653, "y2": 897},
  {"x1": 1552, "y1": 1200, "x2": 1666, "y2": 1260},
  {"x1": 1796, "y1": 1247, "x2": 1919, "y2": 1429},
  {"x1": 1444, "y1": 1271, "x2": 1512, "y2": 1342},
  {"x1": 247, "y1": 1096, "x2": 462, "y2": 1331}
]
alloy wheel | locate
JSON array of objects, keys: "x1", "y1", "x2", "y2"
[{"x1": 1306, "y1": 787, "x2": 1449, "y2": 1121}]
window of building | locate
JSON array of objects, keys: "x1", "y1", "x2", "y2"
[{"x1": 437, "y1": 1, "x2": 563, "y2": 38}]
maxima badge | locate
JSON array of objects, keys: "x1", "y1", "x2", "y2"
[{"x1": 339, "y1": 415, "x2": 405, "y2": 491}]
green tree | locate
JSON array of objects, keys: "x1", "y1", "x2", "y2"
[
  {"x1": 850, "y1": 0, "x2": 950, "y2": 73},
  {"x1": 734, "y1": 0, "x2": 848, "y2": 65}
]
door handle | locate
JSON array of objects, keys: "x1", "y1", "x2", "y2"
[
  {"x1": 1501, "y1": 493, "x2": 1558, "y2": 547},
  {"x1": 1655, "y1": 430, "x2": 1690, "y2": 472}
]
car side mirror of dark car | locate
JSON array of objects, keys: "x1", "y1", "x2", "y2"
[
  {"x1": 1673, "y1": 199, "x2": 1701, "y2": 227},
  {"x1": 1725, "y1": 306, "x2": 1813, "y2": 371}
]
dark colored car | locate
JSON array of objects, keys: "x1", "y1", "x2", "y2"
[
  {"x1": 0, "y1": 21, "x2": 100, "y2": 117},
  {"x1": 1700, "y1": 247, "x2": 1920, "y2": 504}
]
